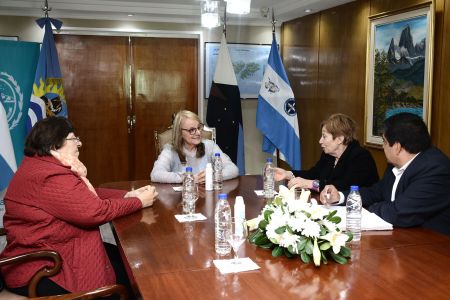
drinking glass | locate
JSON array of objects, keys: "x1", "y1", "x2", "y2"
[
  {"x1": 183, "y1": 182, "x2": 199, "y2": 220},
  {"x1": 227, "y1": 218, "x2": 248, "y2": 264}
]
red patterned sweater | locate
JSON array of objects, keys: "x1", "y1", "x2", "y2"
[{"x1": 0, "y1": 155, "x2": 142, "y2": 292}]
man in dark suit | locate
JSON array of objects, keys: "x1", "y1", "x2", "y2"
[{"x1": 320, "y1": 113, "x2": 450, "y2": 236}]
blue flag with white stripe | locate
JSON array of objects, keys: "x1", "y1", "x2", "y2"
[
  {"x1": 0, "y1": 103, "x2": 17, "y2": 191},
  {"x1": 256, "y1": 33, "x2": 301, "y2": 169},
  {"x1": 27, "y1": 17, "x2": 67, "y2": 132}
]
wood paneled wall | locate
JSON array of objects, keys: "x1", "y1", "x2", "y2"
[{"x1": 282, "y1": 0, "x2": 449, "y2": 176}]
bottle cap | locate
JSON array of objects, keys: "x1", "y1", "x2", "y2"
[
  {"x1": 218, "y1": 193, "x2": 227, "y2": 200},
  {"x1": 235, "y1": 196, "x2": 244, "y2": 205},
  {"x1": 186, "y1": 166, "x2": 192, "y2": 172},
  {"x1": 266, "y1": 157, "x2": 273, "y2": 162},
  {"x1": 215, "y1": 153, "x2": 221, "y2": 157},
  {"x1": 350, "y1": 185, "x2": 359, "y2": 191}
]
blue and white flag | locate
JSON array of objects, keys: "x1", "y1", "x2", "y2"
[
  {"x1": 256, "y1": 33, "x2": 301, "y2": 169},
  {"x1": 206, "y1": 34, "x2": 245, "y2": 175},
  {"x1": 0, "y1": 40, "x2": 40, "y2": 192},
  {"x1": 27, "y1": 17, "x2": 67, "y2": 132},
  {"x1": 0, "y1": 103, "x2": 17, "y2": 191}
]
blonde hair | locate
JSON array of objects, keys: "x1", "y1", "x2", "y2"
[
  {"x1": 320, "y1": 113, "x2": 357, "y2": 145},
  {"x1": 172, "y1": 110, "x2": 205, "y2": 162}
]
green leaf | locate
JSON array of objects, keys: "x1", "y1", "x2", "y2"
[
  {"x1": 286, "y1": 226, "x2": 294, "y2": 235},
  {"x1": 330, "y1": 252, "x2": 348, "y2": 264},
  {"x1": 284, "y1": 247, "x2": 294, "y2": 258},
  {"x1": 321, "y1": 251, "x2": 328, "y2": 264},
  {"x1": 330, "y1": 216, "x2": 342, "y2": 224},
  {"x1": 259, "y1": 219, "x2": 268, "y2": 230},
  {"x1": 275, "y1": 226, "x2": 286, "y2": 234},
  {"x1": 300, "y1": 252, "x2": 311, "y2": 264},
  {"x1": 248, "y1": 229, "x2": 262, "y2": 243},
  {"x1": 297, "y1": 238, "x2": 307, "y2": 252},
  {"x1": 320, "y1": 226, "x2": 327, "y2": 235},
  {"x1": 305, "y1": 239, "x2": 314, "y2": 255},
  {"x1": 326, "y1": 210, "x2": 337, "y2": 219},
  {"x1": 287, "y1": 245, "x2": 297, "y2": 255},
  {"x1": 255, "y1": 235, "x2": 270, "y2": 246},
  {"x1": 264, "y1": 210, "x2": 273, "y2": 221},
  {"x1": 339, "y1": 246, "x2": 351, "y2": 258},
  {"x1": 272, "y1": 246, "x2": 284, "y2": 257},
  {"x1": 260, "y1": 242, "x2": 274, "y2": 249},
  {"x1": 346, "y1": 231, "x2": 354, "y2": 242},
  {"x1": 319, "y1": 242, "x2": 331, "y2": 251}
]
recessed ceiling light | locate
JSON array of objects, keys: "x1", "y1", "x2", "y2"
[
  {"x1": 128, "y1": 14, "x2": 134, "y2": 17},
  {"x1": 304, "y1": 9, "x2": 312, "y2": 13}
]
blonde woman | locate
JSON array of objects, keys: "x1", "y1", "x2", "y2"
[{"x1": 151, "y1": 110, "x2": 238, "y2": 183}]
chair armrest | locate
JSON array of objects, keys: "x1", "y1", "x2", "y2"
[{"x1": 0, "y1": 250, "x2": 61, "y2": 298}]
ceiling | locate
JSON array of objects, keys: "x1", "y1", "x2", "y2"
[{"x1": 0, "y1": 0, "x2": 354, "y2": 26}]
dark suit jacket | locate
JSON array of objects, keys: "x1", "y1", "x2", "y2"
[
  {"x1": 360, "y1": 147, "x2": 450, "y2": 236},
  {"x1": 293, "y1": 140, "x2": 379, "y2": 191}
]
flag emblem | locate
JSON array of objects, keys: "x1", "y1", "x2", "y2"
[
  {"x1": 284, "y1": 98, "x2": 296, "y2": 116},
  {"x1": 0, "y1": 71, "x2": 23, "y2": 130}
]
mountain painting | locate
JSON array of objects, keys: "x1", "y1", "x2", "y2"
[{"x1": 371, "y1": 14, "x2": 428, "y2": 136}]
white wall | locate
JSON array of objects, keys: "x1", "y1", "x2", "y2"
[{"x1": 0, "y1": 16, "x2": 281, "y2": 174}]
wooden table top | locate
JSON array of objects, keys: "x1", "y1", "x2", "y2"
[{"x1": 101, "y1": 175, "x2": 450, "y2": 300}]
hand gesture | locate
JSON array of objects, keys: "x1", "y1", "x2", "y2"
[
  {"x1": 319, "y1": 185, "x2": 340, "y2": 205},
  {"x1": 273, "y1": 167, "x2": 291, "y2": 181}
]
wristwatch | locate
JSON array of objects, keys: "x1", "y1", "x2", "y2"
[{"x1": 312, "y1": 179, "x2": 320, "y2": 192}]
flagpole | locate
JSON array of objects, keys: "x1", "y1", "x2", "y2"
[
  {"x1": 222, "y1": 2, "x2": 227, "y2": 37},
  {"x1": 271, "y1": 8, "x2": 277, "y2": 34},
  {"x1": 42, "y1": 0, "x2": 51, "y2": 18}
]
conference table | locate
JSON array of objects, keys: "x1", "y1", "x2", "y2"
[{"x1": 101, "y1": 176, "x2": 450, "y2": 299}]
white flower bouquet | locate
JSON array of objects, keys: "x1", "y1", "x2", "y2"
[{"x1": 248, "y1": 186, "x2": 352, "y2": 266}]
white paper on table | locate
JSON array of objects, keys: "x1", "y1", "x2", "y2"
[
  {"x1": 213, "y1": 257, "x2": 260, "y2": 274},
  {"x1": 172, "y1": 186, "x2": 183, "y2": 192},
  {"x1": 325, "y1": 206, "x2": 393, "y2": 231},
  {"x1": 174, "y1": 213, "x2": 207, "y2": 223}
]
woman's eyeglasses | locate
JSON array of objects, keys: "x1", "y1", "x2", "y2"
[
  {"x1": 181, "y1": 124, "x2": 204, "y2": 135},
  {"x1": 66, "y1": 136, "x2": 81, "y2": 143}
]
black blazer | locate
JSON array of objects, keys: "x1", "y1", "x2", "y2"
[
  {"x1": 360, "y1": 147, "x2": 450, "y2": 236},
  {"x1": 292, "y1": 140, "x2": 379, "y2": 191}
]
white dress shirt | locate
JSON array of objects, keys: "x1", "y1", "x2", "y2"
[{"x1": 390, "y1": 153, "x2": 419, "y2": 201}]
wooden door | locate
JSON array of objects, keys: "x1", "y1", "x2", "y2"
[
  {"x1": 55, "y1": 34, "x2": 198, "y2": 185},
  {"x1": 130, "y1": 37, "x2": 198, "y2": 180},
  {"x1": 55, "y1": 35, "x2": 130, "y2": 186}
]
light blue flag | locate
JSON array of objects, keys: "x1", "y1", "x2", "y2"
[
  {"x1": 256, "y1": 33, "x2": 301, "y2": 169},
  {"x1": 0, "y1": 103, "x2": 17, "y2": 191},
  {"x1": 0, "y1": 40, "x2": 40, "y2": 175},
  {"x1": 27, "y1": 17, "x2": 67, "y2": 132}
]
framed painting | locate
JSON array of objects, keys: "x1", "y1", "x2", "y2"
[
  {"x1": 205, "y1": 42, "x2": 271, "y2": 99},
  {"x1": 364, "y1": 3, "x2": 434, "y2": 147}
]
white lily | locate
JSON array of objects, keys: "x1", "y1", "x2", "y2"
[
  {"x1": 313, "y1": 238, "x2": 321, "y2": 266},
  {"x1": 246, "y1": 215, "x2": 263, "y2": 231},
  {"x1": 322, "y1": 231, "x2": 349, "y2": 254},
  {"x1": 278, "y1": 185, "x2": 295, "y2": 203}
]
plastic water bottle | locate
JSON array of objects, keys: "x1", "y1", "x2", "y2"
[
  {"x1": 263, "y1": 158, "x2": 275, "y2": 198},
  {"x1": 215, "y1": 193, "x2": 231, "y2": 255},
  {"x1": 205, "y1": 162, "x2": 213, "y2": 191},
  {"x1": 213, "y1": 153, "x2": 223, "y2": 190},
  {"x1": 346, "y1": 185, "x2": 362, "y2": 242},
  {"x1": 182, "y1": 167, "x2": 195, "y2": 213}
]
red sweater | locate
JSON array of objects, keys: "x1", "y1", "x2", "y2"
[{"x1": 0, "y1": 155, "x2": 142, "y2": 292}]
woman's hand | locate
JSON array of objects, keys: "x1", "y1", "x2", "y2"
[
  {"x1": 195, "y1": 170, "x2": 206, "y2": 184},
  {"x1": 319, "y1": 185, "x2": 340, "y2": 205},
  {"x1": 131, "y1": 185, "x2": 158, "y2": 208},
  {"x1": 287, "y1": 177, "x2": 313, "y2": 190},
  {"x1": 273, "y1": 167, "x2": 291, "y2": 181},
  {"x1": 50, "y1": 150, "x2": 87, "y2": 177}
]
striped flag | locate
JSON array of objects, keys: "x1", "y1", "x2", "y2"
[
  {"x1": 206, "y1": 34, "x2": 245, "y2": 175},
  {"x1": 0, "y1": 103, "x2": 17, "y2": 191},
  {"x1": 27, "y1": 17, "x2": 67, "y2": 132},
  {"x1": 256, "y1": 33, "x2": 301, "y2": 169}
]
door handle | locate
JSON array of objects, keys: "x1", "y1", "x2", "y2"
[{"x1": 127, "y1": 115, "x2": 136, "y2": 133}]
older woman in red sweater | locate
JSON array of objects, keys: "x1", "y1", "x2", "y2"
[{"x1": 0, "y1": 116, "x2": 157, "y2": 298}]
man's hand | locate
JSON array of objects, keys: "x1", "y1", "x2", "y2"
[
  {"x1": 273, "y1": 167, "x2": 291, "y2": 181},
  {"x1": 287, "y1": 177, "x2": 312, "y2": 190}
]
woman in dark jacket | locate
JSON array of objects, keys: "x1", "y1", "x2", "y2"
[{"x1": 274, "y1": 113, "x2": 379, "y2": 192}]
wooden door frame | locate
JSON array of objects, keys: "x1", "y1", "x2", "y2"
[{"x1": 54, "y1": 27, "x2": 205, "y2": 120}]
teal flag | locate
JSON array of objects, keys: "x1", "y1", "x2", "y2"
[{"x1": 0, "y1": 40, "x2": 40, "y2": 168}]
